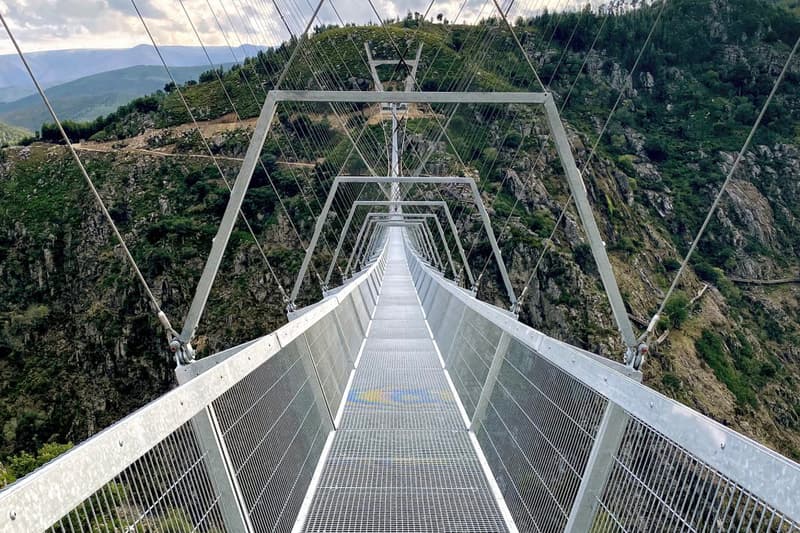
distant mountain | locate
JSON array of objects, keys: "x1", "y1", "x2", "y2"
[
  {"x1": 0, "y1": 64, "x2": 228, "y2": 131},
  {"x1": 0, "y1": 44, "x2": 263, "y2": 103},
  {"x1": 0, "y1": 121, "x2": 29, "y2": 145}
]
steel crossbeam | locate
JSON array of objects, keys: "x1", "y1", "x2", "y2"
[
  {"x1": 347, "y1": 213, "x2": 450, "y2": 276},
  {"x1": 325, "y1": 201, "x2": 471, "y2": 288},
  {"x1": 291, "y1": 176, "x2": 515, "y2": 310},
  {"x1": 181, "y1": 89, "x2": 637, "y2": 362}
]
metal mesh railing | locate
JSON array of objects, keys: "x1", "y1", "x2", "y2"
[
  {"x1": 46, "y1": 421, "x2": 226, "y2": 533},
  {"x1": 447, "y1": 308, "x2": 504, "y2": 419},
  {"x1": 212, "y1": 339, "x2": 331, "y2": 531},
  {"x1": 303, "y1": 313, "x2": 353, "y2": 414},
  {"x1": 478, "y1": 337, "x2": 608, "y2": 533},
  {"x1": 593, "y1": 415, "x2": 800, "y2": 533},
  {"x1": 0, "y1": 253, "x2": 386, "y2": 533},
  {"x1": 405, "y1": 243, "x2": 800, "y2": 533}
]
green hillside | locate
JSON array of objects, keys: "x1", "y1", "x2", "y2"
[
  {"x1": 778, "y1": 0, "x2": 800, "y2": 15},
  {"x1": 0, "y1": 65, "x2": 222, "y2": 131},
  {"x1": 0, "y1": 121, "x2": 29, "y2": 146},
  {"x1": 1, "y1": 0, "x2": 800, "y2": 480}
]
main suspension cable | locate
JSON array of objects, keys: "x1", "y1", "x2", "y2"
[{"x1": 0, "y1": 12, "x2": 179, "y2": 339}]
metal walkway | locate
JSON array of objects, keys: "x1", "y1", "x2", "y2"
[{"x1": 301, "y1": 231, "x2": 510, "y2": 532}]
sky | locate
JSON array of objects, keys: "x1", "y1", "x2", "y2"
[{"x1": 0, "y1": 0, "x2": 587, "y2": 55}]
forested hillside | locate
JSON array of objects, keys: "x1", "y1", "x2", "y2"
[{"x1": 1, "y1": 0, "x2": 799, "y2": 484}]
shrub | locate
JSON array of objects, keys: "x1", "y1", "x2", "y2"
[
  {"x1": 1, "y1": 442, "x2": 74, "y2": 487},
  {"x1": 663, "y1": 257, "x2": 681, "y2": 272},
  {"x1": 663, "y1": 291, "x2": 690, "y2": 328},
  {"x1": 661, "y1": 373, "x2": 682, "y2": 390}
]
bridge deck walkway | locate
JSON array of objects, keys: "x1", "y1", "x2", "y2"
[{"x1": 301, "y1": 231, "x2": 509, "y2": 532}]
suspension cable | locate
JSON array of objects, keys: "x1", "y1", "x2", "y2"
[
  {"x1": 490, "y1": 0, "x2": 547, "y2": 91},
  {"x1": 175, "y1": 0, "x2": 293, "y2": 300},
  {"x1": 131, "y1": 0, "x2": 292, "y2": 303},
  {"x1": 470, "y1": 5, "x2": 600, "y2": 246},
  {"x1": 0, "y1": 12, "x2": 178, "y2": 338},
  {"x1": 504, "y1": 2, "x2": 667, "y2": 310},
  {"x1": 644, "y1": 33, "x2": 800, "y2": 339}
]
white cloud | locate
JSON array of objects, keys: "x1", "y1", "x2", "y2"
[{"x1": 0, "y1": 0, "x2": 586, "y2": 55}]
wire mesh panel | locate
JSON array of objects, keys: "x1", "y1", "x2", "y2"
[
  {"x1": 46, "y1": 421, "x2": 226, "y2": 533},
  {"x1": 212, "y1": 340, "x2": 332, "y2": 532},
  {"x1": 335, "y1": 295, "x2": 365, "y2": 363},
  {"x1": 420, "y1": 274, "x2": 437, "y2": 312},
  {"x1": 358, "y1": 281, "x2": 376, "y2": 317},
  {"x1": 592, "y1": 415, "x2": 800, "y2": 533},
  {"x1": 303, "y1": 313, "x2": 352, "y2": 413},
  {"x1": 475, "y1": 337, "x2": 608, "y2": 533},
  {"x1": 436, "y1": 297, "x2": 466, "y2": 361},
  {"x1": 348, "y1": 287, "x2": 372, "y2": 332},
  {"x1": 447, "y1": 308, "x2": 504, "y2": 419},
  {"x1": 426, "y1": 289, "x2": 452, "y2": 337}
]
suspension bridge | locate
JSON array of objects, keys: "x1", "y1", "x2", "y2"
[{"x1": 1, "y1": 0, "x2": 800, "y2": 531}]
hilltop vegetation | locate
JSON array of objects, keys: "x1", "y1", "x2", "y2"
[
  {"x1": 1, "y1": 0, "x2": 799, "y2": 471},
  {"x1": 0, "y1": 121, "x2": 29, "y2": 146}
]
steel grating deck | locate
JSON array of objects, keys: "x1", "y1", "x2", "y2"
[{"x1": 301, "y1": 234, "x2": 510, "y2": 532}]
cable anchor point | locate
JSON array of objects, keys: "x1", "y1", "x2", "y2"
[
  {"x1": 159, "y1": 311, "x2": 195, "y2": 366},
  {"x1": 511, "y1": 286, "x2": 529, "y2": 317},
  {"x1": 625, "y1": 342, "x2": 648, "y2": 371}
]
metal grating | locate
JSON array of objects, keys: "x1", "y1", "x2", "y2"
[
  {"x1": 362, "y1": 338, "x2": 435, "y2": 352},
  {"x1": 304, "y1": 431, "x2": 508, "y2": 533},
  {"x1": 358, "y1": 349, "x2": 441, "y2": 370},
  {"x1": 300, "y1": 240, "x2": 510, "y2": 532},
  {"x1": 340, "y1": 367, "x2": 464, "y2": 431},
  {"x1": 372, "y1": 305, "x2": 424, "y2": 321},
  {"x1": 368, "y1": 319, "x2": 430, "y2": 339},
  {"x1": 446, "y1": 307, "x2": 503, "y2": 418}
]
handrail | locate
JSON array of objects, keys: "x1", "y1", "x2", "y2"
[
  {"x1": 405, "y1": 241, "x2": 800, "y2": 529},
  {"x1": 0, "y1": 249, "x2": 388, "y2": 532}
]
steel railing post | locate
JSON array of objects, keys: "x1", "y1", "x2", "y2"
[
  {"x1": 176, "y1": 372, "x2": 254, "y2": 533},
  {"x1": 564, "y1": 402, "x2": 630, "y2": 532},
  {"x1": 470, "y1": 332, "x2": 511, "y2": 431}
]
